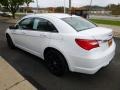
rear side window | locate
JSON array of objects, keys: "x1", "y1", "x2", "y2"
[
  {"x1": 33, "y1": 18, "x2": 58, "y2": 32},
  {"x1": 62, "y1": 17, "x2": 96, "y2": 32}
]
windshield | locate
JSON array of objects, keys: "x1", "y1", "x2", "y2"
[{"x1": 62, "y1": 17, "x2": 96, "y2": 32}]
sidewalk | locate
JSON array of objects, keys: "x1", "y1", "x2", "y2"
[
  {"x1": 98, "y1": 24, "x2": 120, "y2": 38},
  {"x1": 0, "y1": 56, "x2": 37, "y2": 90}
]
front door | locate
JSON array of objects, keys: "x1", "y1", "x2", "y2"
[{"x1": 12, "y1": 17, "x2": 57, "y2": 57}]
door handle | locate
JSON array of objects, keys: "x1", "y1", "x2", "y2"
[
  {"x1": 12, "y1": 32, "x2": 26, "y2": 35},
  {"x1": 12, "y1": 32, "x2": 17, "y2": 34},
  {"x1": 21, "y1": 32, "x2": 26, "y2": 35},
  {"x1": 40, "y1": 34, "x2": 47, "y2": 37}
]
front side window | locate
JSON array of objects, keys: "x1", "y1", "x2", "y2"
[
  {"x1": 33, "y1": 18, "x2": 57, "y2": 32},
  {"x1": 18, "y1": 18, "x2": 34, "y2": 30},
  {"x1": 62, "y1": 17, "x2": 96, "y2": 32}
]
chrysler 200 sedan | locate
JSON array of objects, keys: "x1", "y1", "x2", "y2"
[{"x1": 6, "y1": 13, "x2": 116, "y2": 76}]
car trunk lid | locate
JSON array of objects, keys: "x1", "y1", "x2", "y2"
[{"x1": 77, "y1": 27, "x2": 113, "y2": 51}]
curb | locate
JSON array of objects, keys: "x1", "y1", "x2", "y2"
[{"x1": 0, "y1": 56, "x2": 37, "y2": 90}]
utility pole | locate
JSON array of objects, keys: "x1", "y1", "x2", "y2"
[
  {"x1": 36, "y1": 0, "x2": 39, "y2": 13},
  {"x1": 89, "y1": 0, "x2": 93, "y2": 10},
  {"x1": 69, "y1": 0, "x2": 72, "y2": 14},
  {"x1": 64, "y1": 0, "x2": 66, "y2": 13},
  {"x1": 88, "y1": 0, "x2": 93, "y2": 18},
  {"x1": 69, "y1": 0, "x2": 71, "y2": 9}
]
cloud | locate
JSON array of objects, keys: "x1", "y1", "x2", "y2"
[{"x1": 30, "y1": 0, "x2": 120, "y2": 7}]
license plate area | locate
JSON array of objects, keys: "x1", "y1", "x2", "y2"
[{"x1": 108, "y1": 39, "x2": 112, "y2": 47}]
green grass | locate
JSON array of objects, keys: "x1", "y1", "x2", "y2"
[{"x1": 90, "y1": 19, "x2": 120, "y2": 26}]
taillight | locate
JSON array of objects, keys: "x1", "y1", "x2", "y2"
[{"x1": 75, "y1": 39, "x2": 99, "y2": 50}]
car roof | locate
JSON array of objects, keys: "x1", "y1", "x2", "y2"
[
  {"x1": 20, "y1": 13, "x2": 78, "y2": 33},
  {"x1": 24, "y1": 13, "x2": 73, "y2": 19}
]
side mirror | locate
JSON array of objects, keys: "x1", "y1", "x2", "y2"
[{"x1": 9, "y1": 25, "x2": 18, "y2": 29}]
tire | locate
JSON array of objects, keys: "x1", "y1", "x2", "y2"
[
  {"x1": 44, "y1": 49, "x2": 68, "y2": 76},
  {"x1": 6, "y1": 34, "x2": 15, "y2": 49}
]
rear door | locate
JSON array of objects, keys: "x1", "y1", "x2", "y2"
[{"x1": 28, "y1": 17, "x2": 58, "y2": 56}]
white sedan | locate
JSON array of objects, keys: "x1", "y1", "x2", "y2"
[{"x1": 6, "y1": 13, "x2": 116, "y2": 76}]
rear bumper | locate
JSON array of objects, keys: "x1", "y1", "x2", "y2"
[{"x1": 68, "y1": 41, "x2": 116, "y2": 74}]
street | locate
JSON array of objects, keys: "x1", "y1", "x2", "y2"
[
  {"x1": 90, "y1": 15, "x2": 120, "y2": 21},
  {"x1": 0, "y1": 21, "x2": 120, "y2": 90}
]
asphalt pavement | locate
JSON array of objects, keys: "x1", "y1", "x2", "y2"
[
  {"x1": 0, "y1": 21, "x2": 120, "y2": 90},
  {"x1": 90, "y1": 15, "x2": 120, "y2": 21}
]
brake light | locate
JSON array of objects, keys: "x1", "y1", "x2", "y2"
[{"x1": 75, "y1": 39, "x2": 99, "y2": 50}]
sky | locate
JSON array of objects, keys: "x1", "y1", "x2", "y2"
[{"x1": 29, "y1": 0, "x2": 120, "y2": 7}]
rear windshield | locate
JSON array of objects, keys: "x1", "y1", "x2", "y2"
[{"x1": 62, "y1": 17, "x2": 96, "y2": 32}]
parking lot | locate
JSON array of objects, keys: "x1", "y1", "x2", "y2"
[{"x1": 0, "y1": 21, "x2": 120, "y2": 90}]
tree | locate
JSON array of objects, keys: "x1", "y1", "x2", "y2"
[
  {"x1": 0, "y1": 0, "x2": 25, "y2": 18},
  {"x1": 106, "y1": 4, "x2": 120, "y2": 15},
  {"x1": 24, "y1": 0, "x2": 33, "y2": 13},
  {"x1": 24, "y1": 0, "x2": 33, "y2": 7},
  {"x1": 55, "y1": 7, "x2": 64, "y2": 13},
  {"x1": 0, "y1": 3, "x2": 2, "y2": 11}
]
